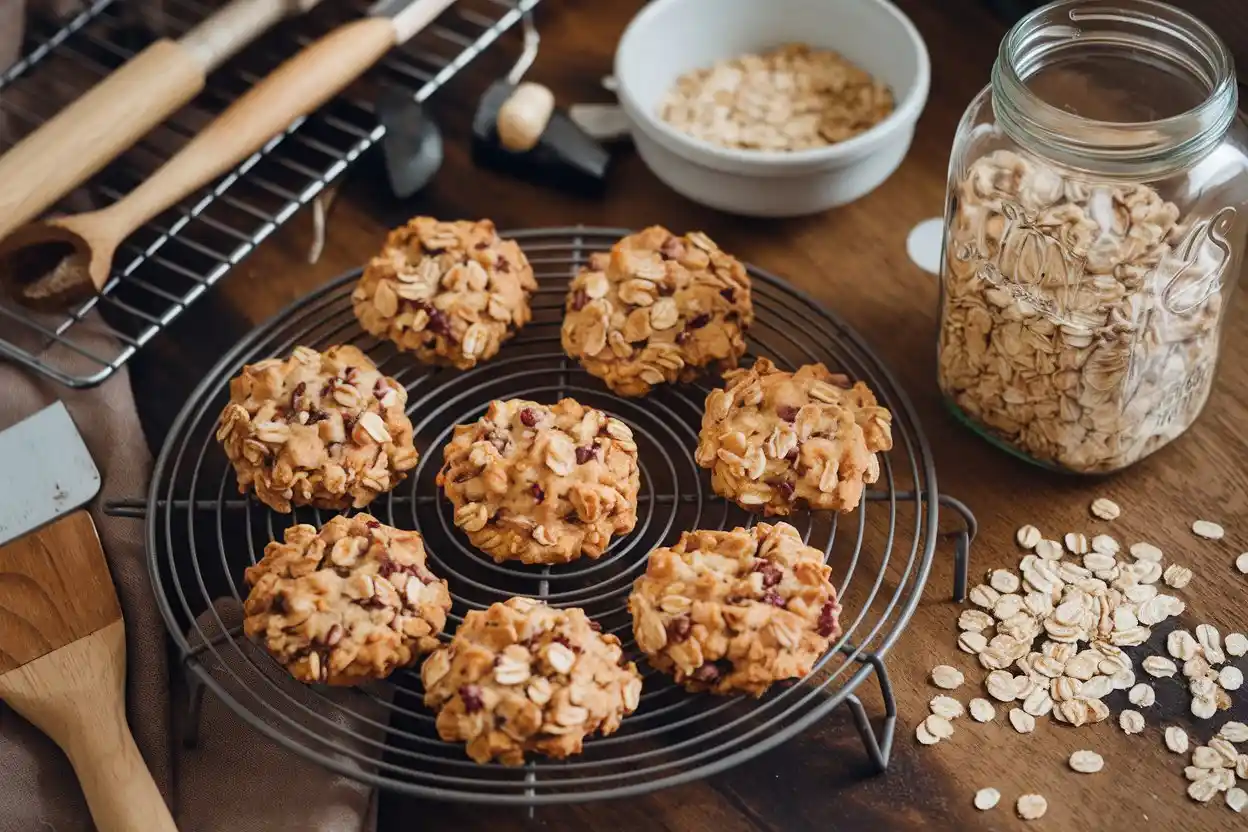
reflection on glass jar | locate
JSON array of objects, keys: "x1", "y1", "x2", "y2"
[{"x1": 937, "y1": 0, "x2": 1248, "y2": 474}]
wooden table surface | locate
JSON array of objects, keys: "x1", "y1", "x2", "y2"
[{"x1": 126, "y1": 0, "x2": 1248, "y2": 829}]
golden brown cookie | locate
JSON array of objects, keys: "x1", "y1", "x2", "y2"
[
  {"x1": 352, "y1": 217, "x2": 537, "y2": 369},
  {"x1": 243, "y1": 514, "x2": 452, "y2": 686},
  {"x1": 437, "y1": 398, "x2": 641, "y2": 565},
  {"x1": 216, "y1": 344, "x2": 418, "y2": 513},
  {"x1": 561, "y1": 226, "x2": 753, "y2": 397},
  {"x1": 421, "y1": 597, "x2": 643, "y2": 766},
  {"x1": 695, "y1": 358, "x2": 892, "y2": 515},
  {"x1": 628, "y1": 522, "x2": 840, "y2": 697}
]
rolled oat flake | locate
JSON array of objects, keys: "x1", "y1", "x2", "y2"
[
  {"x1": 1016, "y1": 794, "x2": 1047, "y2": 821},
  {"x1": 1193, "y1": 520, "x2": 1225, "y2": 540},
  {"x1": 974, "y1": 787, "x2": 1001, "y2": 811}
]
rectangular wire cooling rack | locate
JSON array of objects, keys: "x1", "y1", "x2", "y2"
[{"x1": 0, "y1": 0, "x2": 539, "y2": 388}]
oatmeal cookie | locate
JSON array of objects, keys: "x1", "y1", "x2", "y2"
[
  {"x1": 561, "y1": 226, "x2": 753, "y2": 397},
  {"x1": 352, "y1": 217, "x2": 537, "y2": 369},
  {"x1": 216, "y1": 344, "x2": 418, "y2": 513},
  {"x1": 421, "y1": 597, "x2": 642, "y2": 765},
  {"x1": 629, "y1": 522, "x2": 840, "y2": 697},
  {"x1": 436, "y1": 398, "x2": 641, "y2": 565},
  {"x1": 242, "y1": 514, "x2": 451, "y2": 686},
  {"x1": 695, "y1": 358, "x2": 892, "y2": 515}
]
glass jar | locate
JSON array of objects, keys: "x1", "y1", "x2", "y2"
[{"x1": 937, "y1": 0, "x2": 1248, "y2": 474}]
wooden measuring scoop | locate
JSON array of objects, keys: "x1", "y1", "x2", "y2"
[{"x1": 0, "y1": 403, "x2": 177, "y2": 832}]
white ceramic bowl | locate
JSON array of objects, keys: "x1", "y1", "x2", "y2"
[{"x1": 614, "y1": 0, "x2": 931, "y2": 217}]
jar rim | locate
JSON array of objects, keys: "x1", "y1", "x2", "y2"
[{"x1": 992, "y1": 0, "x2": 1238, "y2": 177}]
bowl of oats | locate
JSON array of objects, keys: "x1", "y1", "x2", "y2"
[{"x1": 613, "y1": 0, "x2": 929, "y2": 216}]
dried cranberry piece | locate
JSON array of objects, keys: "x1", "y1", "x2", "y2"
[
  {"x1": 767, "y1": 479, "x2": 795, "y2": 499},
  {"x1": 551, "y1": 634, "x2": 580, "y2": 653},
  {"x1": 666, "y1": 616, "x2": 692, "y2": 643},
  {"x1": 367, "y1": 520, "x2": 381, "y2": 529},
  {"x1": 688, "y1": 314, "x2": 710, "y2": 330},
  {"x1": 720, "y1": 288, "x2": 736, "y2": 303},
  {"x1": 307, "y1": 409, "x2": 329, "y2": 424},
  {"x1": 271, "y1": 593, "x2": 288, "y2": 614},
  {"x1": 752, "y1": 560, "x2": 783, "y2": 588},
  {"x1": 761, "y1": 590, "x2": 786, "y2": 608},
  {"x1": 784, "y1": 448, "x2": 799, "y2": 463},
  {"x1": 816, "y1": 600, "x2": 840, "y2": 638},
  {"x1": 519, "y1": 408, "x2": 539, "y2": 427},
  {"x1": 531, "y1": 483, "x2": 545, "y2": 501},
  {"x1": 575, "y1": 445, "x2": 597, "y2": 464},
  {"x1": 374, "y1": 379, "x2": 387, "y2": 399},
  {"x1": 459, "y1": 685, "x2": 485, "y2": 713},
  {"x1": 344, "y1": 366, "x2": 357, "y2": 383},
  {"x1": 571, "y1": 290, "x2": 590, "y2": 311},
  {"x1": 776, "y1": 405, "x2": 798, "y2": 422},
  {"x1": 495, "y1": 255, "x2": 511, "y2": 273},
  {"x1": 588, "y1": 620, "x2": 602, "y2": 632},
  {"x1": 292, "y1": 381, "x2": 306, "y2": 404},
  {"x1": 474, "y1": 240, "x2": 490, "y2": 249},
  {"x1": 676, "y1": 330, "x2": 690, "y2": 345},
  {"x1": 377, "y1": 554, "x2": 397, "y2": 578},
  {"x1": 692, "y1": 660, "x2": 730, "y2": 683},
  {"x1": 319, "y1": 382, "x2": 333, "y2": 398},
  {"x1": 426, "y1": 307, "x2": 453, "y2": 338},
  {"x1": 659, "y1": 237, "x2": 686, "y2": 260}
]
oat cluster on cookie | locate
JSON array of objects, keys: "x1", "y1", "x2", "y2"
[
  {"x1": 216, "y1": 344, "x2": 418, "y2": 513},
  {"x1": 242, "y1": 514, "x2": 451, "y2": 686},
  {"x1": 561, "y1": 226, "x2": 754, "y2": 397},
  {"x1": 437, "y1": 398, "x2": 641, "y2": 565},
  {"x1": 421, "y1": 597, "x2": 643, "y2": 765},
  {"x1": 696, "y1": 358, "x2": 893, "y2": 515},
  {"x1": 352, "y1": 217, "x2": 536, "y2": 370},
  {"x1": 628, "y1": 522, "x2": 841, "y2": 697}
]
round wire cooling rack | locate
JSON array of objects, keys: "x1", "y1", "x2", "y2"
[{"x1": 110, "y1": 226, "x2": 976, "y2": 806}]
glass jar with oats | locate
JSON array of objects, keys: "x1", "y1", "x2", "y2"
[{"x1": 937, "y1": 0, "x2": 1248, "y2": 474}]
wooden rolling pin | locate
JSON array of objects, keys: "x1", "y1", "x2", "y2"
[{"x1": 0, "y1": 0, "x2": 321, "y2": 244}]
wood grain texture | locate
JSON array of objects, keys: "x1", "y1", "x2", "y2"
[
  {"x1": 0, "y1": 510, "x2": 120, "y2": 674},
  {"x1": 0, "y1": 620, "x2": 177, "y2": 832},
  {"x1": 124, "y1": 0, "x2": 1248, "y2": 829}
]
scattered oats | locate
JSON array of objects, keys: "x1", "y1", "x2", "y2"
[
  {"x1": 974, "y1": 787, "x2": 1001, "y2": 811},
  {"x1": 915, "y1": 722, "x2": 940, "y2": 745},
  {"x1": 1228, "y1": 787, "x2": 1248, "y2": 813},
  {"x1": 958, "y1": 631, "x2": 989, "y2": 654},
  {"x1": 1166, "y1": 726, "x2": 1190, "y2": 754},
  {"x1": 1142, "y1": 656, "x2": 1178, "y2": 678},
  {"x1": 1129, "y1": 542, "x2": 1164, "y2": 562},
  {"x1": 1192, "y1": 696, "x2": 1218, "y2": 720},
  {"x1": 1191, "y1": 677, "x2": 1217, "y2": 700},
  {"x1": 1193, "y1": 519, "x2": 1225, "y2": 540},
  {"x1": 930, "y1": 695, "x2": 964, "y2": 720},
  {"x1": 1080, "y1": 675, "x2": 1114, "y2": 700},
  {"x1": 924, "y1": 713, "x2": 954, "y2": 740},
  {"x1": 931, "y1": 665, "x2": 964, "y2": 690},
  {"x1": 1219, "y1": 721, "x2": 1248, "y2": 743},
  {"x1": 1016, "y1": 794, "x2": 1047, "y2": 820},
  {"x1": 1111, "y1": 668, "x2": 1137, "y2": 690},
  {"x1": 1163, "y1": 563, "x2": 1193, "y2": 589},
  {"x1": 1192, "y1": 746, "x2": 1224, "y2": 769},
  {"x1": 1009, "y1": 707, "x2": 1036, "y2": 734},
  {"x1": 1083, "y1": 553, "x2": 1116, "y2": 572},
  {"x1": 989, "y1": 569, "x2": 1021, "y2": 594},
  {"x1": 958, "y1": 609, "x2": 993, "y2": 633},
  {"x1": 1022, "y1": 686, "x2": 1053, "y2": 717},
  {"x1": 1226, "y1": 633, "x2": 1248, "y2": 657},
  {"x1": 1239, "y1": 754, "x2": 1248, "y2": 779},
  {"x1": 1016, "y1": 525, "x2": 1042, "y2": 549},
  {"x1": 1210, "y1": 737, "x2": 1239, "y2": 767},
  {"x1": 1064, "y1": 532, "x2": 1089, "y2": 555},
  {"x1": 1196, "y1": 624, "x2": 1224, "y2": 664},
  {"x1": 1189, "y1": 777, "x2": 1220, "y2": 804},
  {"x1": 1119, "y1": 709, "x2": 1145, "y2": 734},
  {"x1": 1128, "y1": 683, "x2": 1156, "y2": 707},
  {"x1": 992, "y1": 594, "x2": 1025, "y2": 621},
  {"x1": 969, "y1": 697, "x2": 996, "y2": 723},
  {"x1": 1034, "y1": 539, "x2": 1064, "y2": 560},
  {"x1": 1186, "y1": 765, "x2": 1209, "y2": 781},
  {"x1": 1091, "y1": 534, "x2": 1120, "y2": 555},
  {"x1": 986, "y1": 670, "x2": 1018, "y2": 702},
  {"x1": 1069, "y1": 749, "x2": 1104, "y2": 773},
  {"x1": 1090, "y1": 498, "x2": 1121, "y2": 520},
  {"x1": 1220, "y1": 666, "x2": 1244, "y2": 691},
  {"x1": 1237, "y1": 553, "x2": 1248, "y2": 574},
  {"x1": 969, "y1": 584, "x2": 1000, "y2": 609},
  {"x1": 1184, "y1": 655, "x2": 1212, "y2": 679},
  {"x1": 1135, "y1": 561, "x2": 1164, "y2": 585},
  {"x1": 1168, "y1": 630, "x2": 1199, "y2": 661}
]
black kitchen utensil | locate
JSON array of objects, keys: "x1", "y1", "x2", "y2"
[{"x1": 376, "y1": 84, "x2": 444, "y2": 199}]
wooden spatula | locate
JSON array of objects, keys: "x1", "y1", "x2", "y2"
[{"x1": 0, "y1": 402, "x2": 177, "y2": 832}]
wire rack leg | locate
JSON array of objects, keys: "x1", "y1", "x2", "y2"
[
  {"x1": 937, "y1": 494, "x2": 976, "y2": 603},
  {"x1": 180, "y1": 660, "x2": 209, "y2": 750},
  {"x1": 842, "y1": 651, "x2": 896, "y2": 772}
]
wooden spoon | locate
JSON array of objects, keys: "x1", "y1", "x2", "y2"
[{"x1": 0, "y1": 0, "x2": 457, "y2": 311}]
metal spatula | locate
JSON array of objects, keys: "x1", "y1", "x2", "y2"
[{"x1": 0, "y1": 402, "x2": 177, "y2": 832}]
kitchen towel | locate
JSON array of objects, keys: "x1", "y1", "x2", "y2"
[{"x1": 0, "y1": 7, "x2": 380, "y2": 830}]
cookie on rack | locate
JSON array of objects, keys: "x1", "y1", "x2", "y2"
[
  {"x1": 242, "y1": 514, "x2": 451, "y2": 686},
  {"x1": 352, "y1": 217, "x2": 537, "y2": 370},
  {"x1": 695, "y1": 357, "x2": 892, "y2": 515},
  {"x1": 421, "y1": 597, "x2": 643, "y2": 765},
  {"x1": 216, "y1": 344, "x2": 418, "y2": 513},
  {"x1": 436, "y1": 398, "x2": 641, "y2": 565},
  {"x1": 561, "y1": 225, "x2": 753, "y2": 397},
  {"x1": 628, "y1": 522, "x2": 840, "y2": 697}
]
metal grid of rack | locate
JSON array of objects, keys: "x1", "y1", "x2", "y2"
[
  {"x1": 0, "y1": 0, "x2": 539, "y2": 388},
  {"x1": 108, "y1": 227, "x2": 977, "y2": 805}
]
